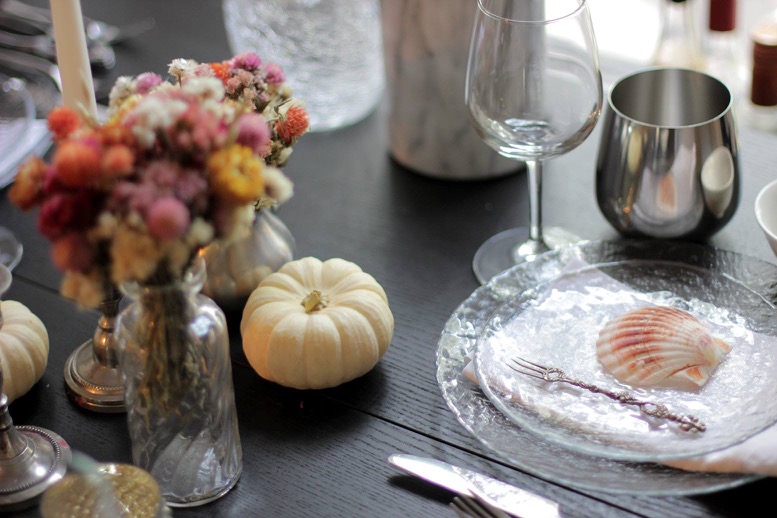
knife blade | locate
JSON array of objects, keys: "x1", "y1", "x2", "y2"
[{"x1": 388, "y1": 454, "x2": 561, "y2": 518}]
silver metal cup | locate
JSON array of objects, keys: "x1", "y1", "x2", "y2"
[{"x1": 596, "y1": 68, "x2": 739, "y2": 239}]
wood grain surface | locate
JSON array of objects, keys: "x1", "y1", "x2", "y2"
[{"x1": 3, "y1": 1, "x2": 777, "y2": 516}]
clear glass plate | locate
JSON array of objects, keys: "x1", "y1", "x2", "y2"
[
  {"x1": 436, "y1": 240, "x2": 769, "y2": 495},
  {"x1": 474, "y1": 260, "x2": 777, "y2": 462}
]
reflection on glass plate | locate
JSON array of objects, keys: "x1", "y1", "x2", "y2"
[
  {"x1": 436, "y1": 240, "x2": 775, "y2": 495},
  {"x1": 0, "y1": 48, "x2": 61, "y2": 117},
  {"x1": 475, "y1": 260, "x2": 777, "y2": 462}
]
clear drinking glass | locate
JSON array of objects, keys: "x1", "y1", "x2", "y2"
[
  {"x1": 222, "y1": 0, "x2": 384, "y2": 131},
  {"x1": 0, "y1": 74, "x2": 34, "y2": 271},
  {"x1": 465, "y1": 0, "x2": 602, "y2": 283}
]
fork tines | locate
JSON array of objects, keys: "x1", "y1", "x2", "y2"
[{"x1": 510, "y1": 356, "x2": 565, "y2": 381}]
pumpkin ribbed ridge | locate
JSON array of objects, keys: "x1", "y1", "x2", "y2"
[
  {"x1": 0, "y1": 300, "x2": 49, "y2": 402},
  {"x1": 241, "y1": 257, "x2": 393, "y2": 389}
]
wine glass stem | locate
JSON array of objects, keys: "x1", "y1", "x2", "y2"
[{"x1": 527, "y1": 159, "x2": 543, "y2": 243}]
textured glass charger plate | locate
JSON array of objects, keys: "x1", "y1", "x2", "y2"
[
  {"x1": 474, "y1": 260, "x2": 777, "y2": 462},
  {"x1": 436, "y1": 240, "x2": 775, "y2": 495}
]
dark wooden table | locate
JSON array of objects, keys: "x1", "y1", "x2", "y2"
[{"x1": 3, "y1": 1, "x2": 777, "y2": 516}]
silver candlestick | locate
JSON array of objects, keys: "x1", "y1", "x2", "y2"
[
  {"x1": 63, "y1": 288, "x2": 126, "y2": 412},
  {"x1": 0, "y1": 264, "x2": 71, "y2": 511}
]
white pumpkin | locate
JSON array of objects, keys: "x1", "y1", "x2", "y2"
[
  {"x1": 0, "y1": 300, "x2": 49, "y2": 402},
  {"x1": 241, "y1": 257, "x2": 393, "y2": 389}
]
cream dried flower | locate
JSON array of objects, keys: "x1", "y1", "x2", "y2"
[
  {"x1": 108, "y1": 76, "x2": 136, "y2": 111},
  {"x1": 187, "y1": 218, "x2": 215, "y2": 247},
  {"x1": 262, "y1": 166, "x2": 294, "y2": 205},
  {"x1": 181, "y1": 76, "x2": 225, "y2": 101},
  {"x1": 90, "y1": 212, "x2": 119, "y2": 240},
  {"x1": 130, "y1": 97, "x2": 189, "y2": 148},
  {"x1": 168, "y1": 58, "x2": 197, "y2": 83},
  {"x1": 220, "y1": 205, "x2": 256, "y2": 243},
  {"x1": 61, "y1": 271, "x2": 104, "y2": 309},
  {"x1": 110, "y1": 224, "x2": 161, "y2": 285}
]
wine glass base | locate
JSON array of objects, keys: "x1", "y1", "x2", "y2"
[
  {"x1": 64, "y1": 339, "x2": 126, "y2": 413},
  {"x1": 0, "y1": 227, "x2": 22, "y2": 272},
  {"x1": 472, "y1": 226, "x2": 582, "y2": 284}
]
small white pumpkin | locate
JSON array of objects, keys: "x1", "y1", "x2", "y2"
[
  {"x1": 241, "y1": 257, "x2": 393, "y2": 389},
  {"x1": 0, "y1": 300, "x2": 49, "y2": 402}
]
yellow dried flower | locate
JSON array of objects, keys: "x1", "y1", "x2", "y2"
[
  {"x1": 108, "y1": 94, "x2": 143, "y2": 125},
  {"x1": 207, "y1": 144, "x2": 264, "y2": 204}
]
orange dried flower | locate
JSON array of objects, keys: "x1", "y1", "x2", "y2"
[
  {"x1": 51, "y1": 233, "x2": 93, "y2": 272},
  {"x1": 47, "y1": 107, "x2": 81, "y2": 141},
  {"x1": 99, "y1": 123, "x2": 135, "y2": 147},
  {"x1": 53, "y1": 141, "x2": 102, "y2": 187},
  {"x1": 9, "y1": 156, "x2": 47, "y2": 210},
  {"x1": 276, "y1": 106, "x2": 309, "y2": 145},
  {"x1": 210, "y1": 62, "x2": 231, "y2": 83},
  {"x1": 102, "y1": 145, "x2": 134, "y2": 176}
]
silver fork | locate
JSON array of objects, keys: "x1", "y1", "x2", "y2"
[
  {"x1": 450, "y1": 494, "x2": 511, "y2": 518},
  {"x1": 510, "y1": 357, "x2": 706, "y2": 433}
]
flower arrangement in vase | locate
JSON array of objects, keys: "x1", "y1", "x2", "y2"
[
  {"x1": 150, "y1": 53, "x2": 309, "y2": 310},
  {"x1": 10, "y1": 56, "x2": 296, "y2": 506}
]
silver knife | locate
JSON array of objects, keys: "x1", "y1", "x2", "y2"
[{"x1": 388, "y1": 454, "x2": 561, "y2": 518}]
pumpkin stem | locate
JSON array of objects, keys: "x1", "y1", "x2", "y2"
[{"x1": 301, "y1": 290, "x2": 328, "y2": 313}]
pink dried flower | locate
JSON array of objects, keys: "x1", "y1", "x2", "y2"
[
  {"x1": 237, "y1": 69, "x2": 255, "y2": 87},
  {"x1": 146, "y1": 196, "x2": 190, "y2": 240},
  {"x1": 225, "y1": 76, "x2": 242, "y2": 96},
  {"x1": 135, "y1": 72, "x2": 163, "y2": 94},
  {"x1": 232, "y1": 52, "x2": 262, "y2": 71},
  {"x1": 174, "y1": 168, "x2": 209, "y2": 211},
  {"x1": 111, "y1": 181, "x2": 158, "y2": 215},
  {"x1": 145, "y1": 160, "x2": 180, "y2": 191},
  {"x1": 236, "y1": 113, "x2": 271, "y2": 155},
  {"x1": 264, "y1": 63, "x2": 285, "y2": 85},
  {"x1": 193, "y1": 63, "x2": 216, "y2": 77},
  {"x1": 173, "y1": 105, "x2": 228, "y2": 155}
]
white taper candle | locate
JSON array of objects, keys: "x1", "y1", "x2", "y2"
[{"x1": 49, "y1": 0, "x2": 97, "y2": 118}]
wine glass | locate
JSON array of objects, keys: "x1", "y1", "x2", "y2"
[
  {"x1": 465, "y1": 0, "x2": 602, "y2": 283},
  {"x1": 0, "y1": 74, "x2": 35, "y2": 271}
]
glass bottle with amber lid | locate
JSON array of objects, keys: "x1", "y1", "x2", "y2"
[{"x1": 744, "y1": 21, "x2": 777, "y2": 131}]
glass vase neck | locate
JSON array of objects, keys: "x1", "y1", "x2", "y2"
[{"x1": 120, "y1": 258, "x2": 206, "y2": 301}]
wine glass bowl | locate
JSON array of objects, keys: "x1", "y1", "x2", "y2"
[
  {"x1": 466, "y1": 0, "x2": 602, "y2": 283},
  {"x1": 0, "y1": 73, "x2": 34, "y2": 271}
]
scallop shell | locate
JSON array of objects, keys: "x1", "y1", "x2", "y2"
[{"x1": 596, "y1": 306, "x2": 731, "y2": 390}]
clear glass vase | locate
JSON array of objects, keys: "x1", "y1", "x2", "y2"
[
  {"x1": 201, "y1": 209, "x2": 295, "y2": 312},
  {"x1": 116, "y1": 258, "x2": 242, "y2": 507}
]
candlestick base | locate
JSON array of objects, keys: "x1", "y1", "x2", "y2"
[
  {"x1": 64, "y1": 339, "x2": 126, "y2": 413},
  {"x1": 0, "y1": 426, "x2": 71, "y2": 512}
]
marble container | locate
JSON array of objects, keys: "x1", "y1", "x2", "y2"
[{"x1": 381, "y1": 0, "x2": 519, "y2": 180}]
